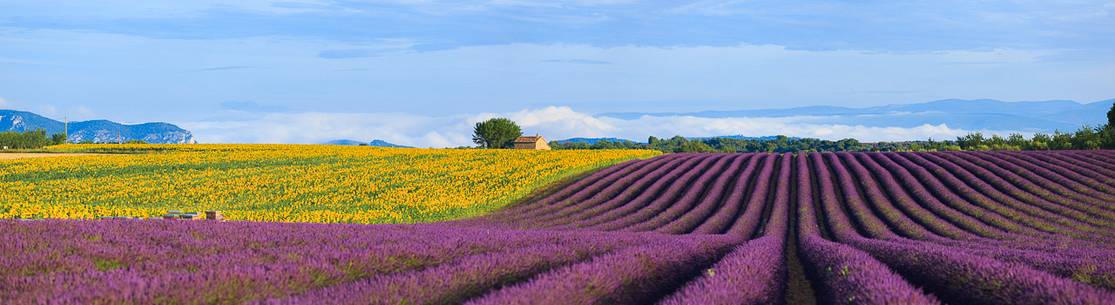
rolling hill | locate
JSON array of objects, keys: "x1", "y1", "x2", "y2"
[{"x1": 0, "y1": 110, "x2": 194, "y2": 144}]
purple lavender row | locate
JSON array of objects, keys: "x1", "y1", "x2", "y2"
[
  {"x1": 537, "y1": 154, "x2": 701, "y2": 229},
  {"x1": 620, "y1": 154, "x2": 744, "y2": 232},
  {"x1": 465, "y1": 234, "x2": 739, "y2": 305},
  {"x1": 590, "y1": 154, "x2": 731, "y2": 231},
  {"x1": 796, "y1": 154, "x2": 941, "y2": 305},
  {"x1": 478, "y1": 156, "x2": 644, "y2": 224},
  {"x1": 688, "y1": 154, "x2": 776, "y2": 234},
  {"x1": 659, "y1": 154, "x2": 794, "y2": 305},
  {"x1": 963, "y1": 151, "x2": 1115, "y2": 211},
  {"x1": 846, "y1": 153, "x2": 1115, "y2": 250},
  {"x1": 1, "y1": 221, "x2": 494, "y2": 303},
  {"x1": 820, "y1": 153, "x2": 914, "y2": 239},
  {"x1": 865, "y1": 153, "x2": 1017, "y2": 239},
  {"x1": 818, "y1": 153, "x2": 1115, "y2": 292},
  {"x1": 943, "y1": 152, "x2": 1115, "y2": 224},
  {"x1": 880, "y1": 152, "x2": 1049, "y2": 238},
  {"x1": 979, "y1": 151, "x2": 1115, "y2": 202},
  {"x1": 1066, "y1": 150, "x2": 1115, "y2": 172},
  {"x1": 492, "y1": 155, "x2": 681, "y2": 226},
  {"x1": 825, "y1": 151, "x2": 1092, "y2": 247},
  {"x1": 658, "y1": 154, "x2": 762, "y2": 234},
  {"x1": 0, "y1": 220, "x2": 653, "y2": 304},
  {"x1": 812, "y1": 155, "x2": 1115, "y2": 304},
  {"x1": 659, "y1": 236, "x2": 785, "y2": 305},
  {"x1": 901, "y1": 151, "x2": 1083, "y2": 234},
  {"x1": 839, "y1": 153, "x2": 1106, "y2": 251},
  {"x1": 722, "y1": 153, "x2": 783, "y2": 236},
  {"x1": 801, "y1": 236, "x2": 943, "y2": 305},
  {"x1": 754, "y1": 153, "x2": 794, "y2": 239},
  {"x1": 852, "y1": 153, "x2": 1115, "y2": 290},
  {"x1": 1038, "y1": 151, "x2": 1115, "y2": 180},
  {"x1": 839, "y1": 152, "x2": 978, "y2": 241},
  {"x1": 848, "y1": 237, "x2": 1115, "y2": 305},
  {"x1": 906, "y1": 151, "x2": 1115, "y2": 241},
  {"x1": 489, "y1": 155, "x2": 679, "y2": 227},
  {"x1": 986, "y1": 151, "x2": 1115, "y2": 214},
  {"x1": 551, "y1": 154, "x2": 716, "y2": 230},
  {"x1": 1012, "y1": 152, "x2": 1115, "y2": 198},
  {"x1": 268, "y1": 231, "x2": 665, "y2": 305},
  {"x1": 914, "y1": 152, "x2": 1115, "y2": 238},
  {"x1": 929, "y1": 242, "x2": 1115, "y2": 290}
]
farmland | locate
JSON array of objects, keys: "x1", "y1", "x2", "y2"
[
  {"x1": 0, "y1": 145, "x2": 658, "y2": 223},
  {"x1": 3, "y1": 150, "x2": 1115, "y2": 304}
]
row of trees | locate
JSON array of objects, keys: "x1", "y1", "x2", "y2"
[
  {"x1": 552, "y1": 128, "x2": 1115, "y2": 153},
  {"x1": 551, "y1": 136, "x2": 881, "y2": 153},
  {"x1": 0, "y1": 130, "x2": 66, "y2": 149},
  {"x1": 551, "y1": 102, "x2": 1115, "y2": 153}
]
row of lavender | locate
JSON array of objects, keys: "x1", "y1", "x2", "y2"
[
  {"x1": 480, "y1": 150, "x2": 1115, "y2": 304},
  {"x1": 3, "y1": 150, "x2": 1115, "y2": 304},
  {"x1": 1, "y1": 220, "x2": 746, "y2": 304}
]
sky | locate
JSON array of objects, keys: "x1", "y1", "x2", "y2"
[{"x1": 1, "y1": 1, "x2": 1114, "y2": 146}]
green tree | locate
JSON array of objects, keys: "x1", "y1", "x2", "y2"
[
  {"x1": 1029, "y1": 133, "x2": 1050, "y2": 150},
  {"x1": 0, "y1": 129, "x2": 51, "y2": 149},
  {"x1": 1103, "y1": 125, "x2": 1115, "y2": 149},
  {"x1": 472, "y1": 118, "x2": 522, "y2": 149},
  {"x1": 1050, "y1": 131, "x2": 1073, "y2": 150},
  {"x1": 1108, "y1": 101, "x2": 1115, "y2": 126},
  {"x1": 52, "y1": 133, "x2": 67, "y2": 145}
]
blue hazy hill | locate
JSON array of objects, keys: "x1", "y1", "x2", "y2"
[
  {"x1": 369, "y1": 139, "x2": 411, "y2": 148},
  {"x1": 324, "y1": 139, "x2": 412, "y2": 148},
  {"x1": 0, "y1": 109, "x2": 194, "y2": 143}
]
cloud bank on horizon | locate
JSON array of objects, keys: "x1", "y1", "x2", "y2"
[
  {"x1": 1, "y1": 0, "x2": 1113, "y2": 137},
  {"x1": 180, "y1": 106, "x2": 1026, "y2": 147}
]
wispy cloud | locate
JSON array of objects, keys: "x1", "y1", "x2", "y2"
[
  {"x1": 181, "y1": 106, "x2": 1024, "y2": 146},
  {"x1": 317, "y1": 39, "x2": 421, "y2": 59},
  {"x1": 189, "y1": 65, "x2": 257, "y2": 72}
]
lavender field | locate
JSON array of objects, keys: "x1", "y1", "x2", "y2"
[{"x1": 4, "y1": 151, "x2": 1115, "y2": 304}]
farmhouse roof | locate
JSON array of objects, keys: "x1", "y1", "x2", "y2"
[{"x1": 513, "y1": 136, "x2": 545, "y2": 143}]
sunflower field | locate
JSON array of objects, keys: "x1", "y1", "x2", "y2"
[{"x1": 0, "y1": 144, "x2": 657, "y2": 223}]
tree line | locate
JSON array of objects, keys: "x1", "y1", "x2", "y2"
[
  {"x1": 0, "y1": 130, "x2": 66, "y2": 149},
  {"x1": 550, "y1": 102, "x2": 1115, "y2": 153},
  {"x1": 0, "y1": 129, "x2": 151, "y2": 150}
]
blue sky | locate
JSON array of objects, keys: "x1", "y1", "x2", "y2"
[{"x1": 1, "y1": 1, "x2": 1114, "y2": 145}]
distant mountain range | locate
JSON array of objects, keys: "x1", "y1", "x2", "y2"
[
  {"x1": 555, "y1": 135, "x2": 791, "y2": 144},
  {"x1": 0, "y1": 110, "x2": 194, "y2": 144},
  {"x1": 324, "y1": 139, "x2": 412, "y2": 148},
  {"x1": 601, "y1": 99, "x2": 1114, "y2": 132}
]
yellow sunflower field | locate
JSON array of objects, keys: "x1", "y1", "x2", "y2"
[{"x1": 0, "y1": 144, "x2": 658, "y2": 224}]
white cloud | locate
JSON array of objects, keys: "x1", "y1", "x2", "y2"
[
  {"x1": 181, "y1": 106, "x2": 1018, "y2": 146},
  {"x1": 0, "y1": 97, "x2": 8, "y2": 108}
]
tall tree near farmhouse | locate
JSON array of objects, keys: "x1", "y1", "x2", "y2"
[
  {"x1": 1105, "y1": 101, "x2": 1115, "y2": 149},
  {"x1": 473, "y1": 118, "x2": 523, "y2": 149},
  {"x1": 1108, "y1": 101, "x2": 1115, "y2": 126}
]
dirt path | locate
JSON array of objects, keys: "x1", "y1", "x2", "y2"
[{"x1": 0, "y1": 153, "x2": 105, "y2": 160}]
